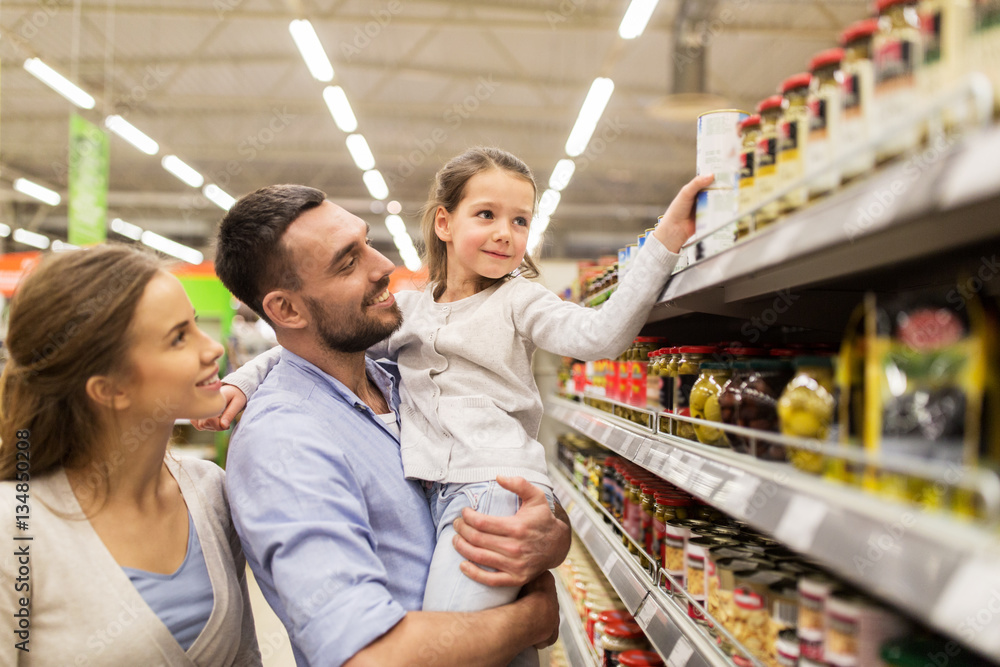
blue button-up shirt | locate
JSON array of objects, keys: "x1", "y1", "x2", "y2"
[{"x1": 225, "y1": 348, "x2": 436, "y2": 667}]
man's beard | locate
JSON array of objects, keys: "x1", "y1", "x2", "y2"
[{"x1": 305, "y1": 292, "x2": 402, "y2": 354}]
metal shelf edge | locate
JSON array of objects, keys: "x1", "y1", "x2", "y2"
[{"x1": 554, "y1": 576, "x2": 600, "y2": 667}]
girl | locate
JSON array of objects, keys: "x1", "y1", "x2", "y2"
[
  {"x1": 212, "y1": 147, "x2": 710, "y2": 666},
  {"x1": 0, "y1": 246, "x2": 260, "y2": 666}
]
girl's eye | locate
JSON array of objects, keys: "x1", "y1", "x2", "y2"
[
  {"x1": 514, "y1": 217, "x2": 529, "y2": 227},
  {"x1": 477, "y1": 210, "x2": 494, "y2": 220}
]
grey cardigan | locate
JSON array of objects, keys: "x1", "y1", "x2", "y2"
[{"x1": 0, "y1": 456, "x2": 261, "y2": 666}]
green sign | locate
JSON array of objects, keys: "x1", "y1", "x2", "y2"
[{"x1": 68, "y1": 114, "x2": 110, "y2": 246}]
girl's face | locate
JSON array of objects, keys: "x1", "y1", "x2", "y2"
[
  {"x1": 435, "y1": 168, "x2": 534, "y2": 284},
  {"x1": 121, "y1": 271, "x2": 226, "y2": 422}
]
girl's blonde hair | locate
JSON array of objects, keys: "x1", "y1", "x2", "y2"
[
  {"x1": 421, "y1": 147, "x2": 541, "y2": 295},
  {"x1": 0, "y1": 245, "x2": 162, "y2": 481}
]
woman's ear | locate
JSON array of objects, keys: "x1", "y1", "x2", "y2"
[
  {"x1": 434, "y1": 206, "x2": 452, "y2": 243},
  {"x1": 262, "y1": 291, "x2": 308, "y2": 330},
  {"x1": 85, "y1": 375, "x2": 130, "y2": 411}
]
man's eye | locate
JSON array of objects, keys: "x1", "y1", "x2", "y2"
[{"x1": 366, "y1": 237, "x2": 373, "y2": 246}]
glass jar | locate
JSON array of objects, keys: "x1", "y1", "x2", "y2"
[
  {"x1": 674, "y1": 346, "x2": 716, "y2": 441},
  {"x1": 601, "y1": 621, "x2": 649, "y2": 665},
  {"x1": 639, "y1": 485, "x2": 657, "y2": 555},
  {"x1": 873, "y1": 0, "x2": 924, "y2": 162},
  {"x1": 740, "y1": 359, "x2": 795, "y2": 461},
  {"x1": 778, "y1": 72, "x2": 811, "y2": 215},
  {"x1": 618, "y1": 650, "x2": 665, "y2": 667},
  {"x1": 631, "y1": 336, "x2": 661, "y2": 408},
  {"x1": 651, "y1": 495, "x2": 689, "y2": 565},
  {"x1": 737, "y1": 114, "x2": 761, "y2": 241},
  {"x1": 840, "y1": 19, "x2": 879, "y2": 180},
  {"x1": 593, "y1": 610, "x2": 635, "y2": 653},
  {"x1": 661, "y1": 518, "x2": 695, "y2": 592},
  {"x1": 807, "y1": 48, "x2": 844, "y2": 198},
  {"x1": 778, "y1": 356, "x2": 838, "y2": 474},
  {"x1": 623, "y1": 476, "x2": 642, "y2": 545},
  {"x1": 720, "y1": 362, "x2": 752, "y2": 454},
  {"x1": 657, "y1": 347, "x2": 675, "y2": 413},
  {"x1": 586, "y1": 598, "x2": 628, "y2": 648},
  {"x1": 690, "y1": 362, "x2": 732, "y2": 447},
  {"x1": 797, "y1": 574, "x2": 836, "y2": 662},
  {"x1": 601, "y1": 456, "x2": 617, "y2": 512},
  {"x1": 647, "y1": 349, "x2": 663, "y2": 410},
  {"x1": 755, "y1": 95, "x2": 784, "y2": 229}
]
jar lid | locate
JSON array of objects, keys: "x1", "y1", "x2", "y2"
[
  {"x1": 794, "y1": 355, "x2": 834, "y2": 368},
  {"x1": 811, "y1": 47, "x2": 845, "y2": 71},
  {"x1": 840, "y1": 18, "x2": 879, "y2": 44},
  {"x1": 679, "y1": 345, "x2": 717, "y2": 354},
  {"x1": 727, "y1": 347, "x2": 766, "y2": 356},
  {"x1": 748, "y1": 359, "x2": 794, "y2": 371},
  {"x1": 781, "y1": 72, "x2": 812, "y2": 93},
  {"x1": 618, "y1": 650, "x2": 665, "y2": 667},
  {"x1": 877, "y1": 0, "x2": 917, "y2": 13},
  {"x1": 603, "y1": 620, "x2": 643, "y2": 639},
  {"x1": 739, "y1": 114, "x2": 761, "y2": 131},
  {"x1": 768, "y1": 348, "x2": 797, "y2": 357},
  {"x1": 757, "y1": 95, "x2": 784, "y2": 112},
  {"x1": 655, "y1": 495, "x2": 690, "y2": 506},
  {"x1": 597, "y1": 609, "x2": 634, "y2": 624},
  {"x1": 635, "y1": 336, "x2": 664, "y2": 343}
]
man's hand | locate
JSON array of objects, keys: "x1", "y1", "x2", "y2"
[
  {"x1": 652, "y1": 173, "x2": 716, "y2": 254},
  {"x1": 518, "y1": 572, "x2": 560, "y2": 650},
  {"x1": 452, "y1": 476, "x2": 571, "y2": 587},
  {"x1": 191, "y1": 384, "x2": 247, "y2": 431}
]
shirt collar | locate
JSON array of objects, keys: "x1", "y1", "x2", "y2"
[{"x1": 278, "y1": 347, "x2": 399, "y2": 414}]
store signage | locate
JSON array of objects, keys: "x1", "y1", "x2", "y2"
[{"x1": 68, "y1": 114, "x2": 110, "y2": 246}]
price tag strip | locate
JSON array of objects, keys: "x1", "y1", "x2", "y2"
[
  {"x1": 667, "y1": 637, "x2": 694, "y2": 667},
  {"x1": 713, "y1": 474, "x2": 761, "y2": 519},
  {"x1": 635, "y1": 597, "x2": 658, "y2": 629},
  {"x1": 774, "y1": 494, "x2": 828, "y2": 553}
]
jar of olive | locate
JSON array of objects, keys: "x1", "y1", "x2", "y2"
[
  {"x1": 755, "y1": 95, "x2": 784, "y2": 228},
  {"x1": 719, "y1": 362, "x2": 752, "y2": 454},
  {"x1": 778, "y1": 72, "x2": 811, "y2": 214},
  {"x1": 740, "y1": 359, "x2": 795, "y2": 460},
  {"x1": 673, "y1": 346, "x2": 716, "y2": 441},
  {"x1": 778, "y1": 356, "x2": 837, "y2": 474},
  {"x1": 651, "y1": 495, "x2": 690, "y2": 565},
  {"x1": 690, "y1": 362, "x2": 732, "y2": 447}
]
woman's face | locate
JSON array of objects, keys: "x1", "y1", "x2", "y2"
[{"x1": 122, "y1": 271, "x2": 226, "y2": 422}]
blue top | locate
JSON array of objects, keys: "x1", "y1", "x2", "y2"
[
  {"x1": 226, "y1": 349, "x2": 437, "y2": 667},
  {"x1": 123, "y1": 512, "x2": 213, "y2": 651}
]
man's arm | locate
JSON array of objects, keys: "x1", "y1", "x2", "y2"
[
  {"x1": 344, "y1": 573, "x2": 558, "y2": 667},
  {"x1": 451, "y1": 476, "x2": 572, "y2": 587}
]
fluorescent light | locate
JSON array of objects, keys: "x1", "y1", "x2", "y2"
[
  {"x1": 323, "y1": 86, "x2": 358, "y2": 132},
  {"x1": 51, "y1": 240, "x2": 79, "y2": 252},
  {"x1": 141, "y1": 230, "x2": 204, "y2": 265},
  {"x1": 565, "y1": 77, "x2": 615, "y2": 157},
  {"x1": 161, "y1": 155, "x2": 204, "y2": 188},
  {"x1": 345, "y1": 134, "x2": 376, "y2": 171},
  {"x1": 399, "y1": 246, "x2": 422, "y2": 272},
  {"x1": 549, "y1": 159, "x2": 576, "y2": 192},
  {"x1": 105, "y1": 115, "x2": 159, "y2": 155},
  {"x1": 385, "y1": 214, "x2": 407, "y2": 237},
  {"x1": 533, "y1": 214, "x2": 551, "y2": 234},
  {"x1": 111, "y1": 217, "x2": 143, "y2": 240},
  {"x1": 619, "y1": 0, "x2": 660, "y2": 39},
  {"x1": 203, "y1": 184, "x2": 236, "y2": 210},
  {"x1": 538, "y1": 189, "x2": 561, "y2": 218},
  {"x1": 14, "y1": 178, "x2": 61, "y2": 206},
  {"x1": 392, "y1": 234, "x2": 416, "y2": 254},
  {"x1": 386, "y1": 200, "x2": 402, "y2": 215},
  {"x1": 289, "y1": 20, "x2": 334, "y2": 82},
  {"x1": 13, "y1": 229, "x2": 50, "y2": 250},
  {"x1": 23, "y1": 58, "x2": 95, "y2": 109},
  {"x1": 363, "y1": 170, "x2": 389, "y2": 200},
  {"x1": 0, "y1": 224, "x2": 11, "y2": 238}
]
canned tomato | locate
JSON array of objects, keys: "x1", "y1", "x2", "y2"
[
  {"x1": 695, "y1": 189, "x2": 739, "y2": 261},
  {"x1": 697, "y1": 109, "x2": 751, "y2": 190}
]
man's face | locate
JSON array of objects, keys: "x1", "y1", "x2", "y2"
[{"x1": 283, "y1": 201, "x2": 402, "y2": 353}]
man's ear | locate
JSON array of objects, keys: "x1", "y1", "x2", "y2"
[
  {"x1": 262, "y1": 290, "x2": 308, "y2": 330},
  {"x1": 85, "y1": 375, "x2": 130, "y2": 411},
  {"x1": 434, "y1": 206, "x2": 452, "y2": 243}
]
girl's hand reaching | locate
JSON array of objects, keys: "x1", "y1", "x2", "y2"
[
  {"x1": 191, "y1": 384, "x2": 247, "y2": 431},
  {"x1": 653, "y1": 173, "x2": 716, "y2": 254}
]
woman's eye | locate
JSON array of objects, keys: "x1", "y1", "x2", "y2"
[{"x1": 173, "y1": 330, "x2": 187, "y2": 345}]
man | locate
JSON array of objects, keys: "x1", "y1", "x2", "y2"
[{"x1": 210, "y1": 185, "x2": 570, "y2": 666}]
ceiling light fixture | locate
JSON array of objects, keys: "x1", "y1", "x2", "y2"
[
  {"x1": 141, "y1": 230, "x2": 204, "y2": 265},
  {"x1": 13, "y1": 178, "x2": 61, "y2": 206},
  {"x1": 362, "y1": 170, "x2": 389, "y2": 200},
  {"x1": 13, "y1": 228, "x2": 51, "y2": 250},
  {"x1": 565, "y1": 78, "x2": 615, "y2": 157},
  {"x1": 111, "y1": 217, "x2": 143, "y2": 240},
  {"x1": 161, "y1": 155, "x2": 205, "y2": 188},
  {"x1": 619, "y1": 0, "x2": 660, "y2": 39},
  {"x1": 548, "y1": 159, "x2": 577, "y2": 192},
  {"x1": 346, "y1": 134, "x2": 376, "y2": 171},
  {"x1": 323, "y1": 86, "x2": 358, "y2": 132},
  {"x1": 0, "y1": 224, "x2": 10, "y2": 238},
  {"x1": 385, "y1": 214, "x2": 407, "y2": 237},
  {"x1": 23, "y1": 58, "x2": 95, "y2": 109},
  {"x1": 289, "y1": 20, "x2": 334, "y2": 82},
  {"x1": 203, "y1": 184, "x2": 236, "y2": 210},
  {"x1": 105, "y1": 115, "x2": 159, "y2": 155}
]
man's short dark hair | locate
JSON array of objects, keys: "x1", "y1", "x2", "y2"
[{"x1": 214, "y1": 184, "x2": 326, "y2": 325}]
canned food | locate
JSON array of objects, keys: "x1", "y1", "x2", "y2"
[
  {"x1": 697, "y1": 109, "x2": 751, "y2": 190},
  {"x1": 695, "y1": 189, "x2": 739, "y2": 260},
  {"x1": 825, "y1": 591, "x2": 910, "y2": 666}
]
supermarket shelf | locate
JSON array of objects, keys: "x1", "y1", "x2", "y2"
[
  {"x1": 546, "y1": 395, "x2": 1000, "y2": 660},
  {"x1": 552, "y1": 466, "x2": 732, "y2": 667},
  {"x1": 554, "y1": 575, "x2": 600, "y2": 667},
  {"x1": 647, "y1": 122, "x2": 1000, "y2": 323}
]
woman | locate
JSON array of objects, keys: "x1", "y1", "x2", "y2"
[{"x1": 0, "y1": 245, "x2": 260, "y2": 665}]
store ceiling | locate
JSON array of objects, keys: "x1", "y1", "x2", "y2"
[{"x1": 0, "y1": 0, "x2": 869, "y2": 264}]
